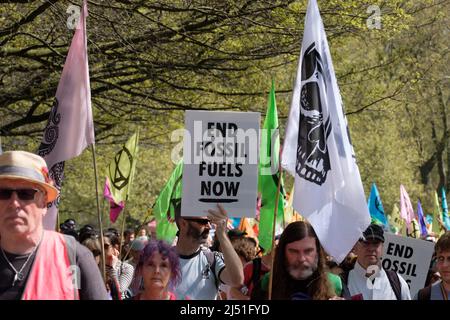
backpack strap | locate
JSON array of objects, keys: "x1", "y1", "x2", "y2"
[
  {"x1": 107, "y1": 277, "x2": 122, "y2": 300},
  {"x1": 340, "y1": 268, "x2": 402, "y2": 300},
  {"x1": 385, "y1": 270, "x2": 402, "y2": 300},
  {"x1": 252, "y1": 257, "x2": 262, "y2": 287},
  {"x1": 417, "y1": 285, "x2": 432, "y2": 301},
  {"x1": 340, "y1": 269, "x2": 349, "y2": 285},
  {"x1": 62, "y1": 234, "x2": 80, "y2": 299},
  {"x1": 62, "y1": 234, "x2": 77, "y2": 266},
  {"x1": 339, "y1": 270, "x2": 352, "y2": 299},
  {"x1": 202, "y1": 248, "x2": 219, "y2": 289}
]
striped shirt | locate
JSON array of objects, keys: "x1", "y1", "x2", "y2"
[{"x1": 106, "y1": 260, "x2": 134, "y2": 299}]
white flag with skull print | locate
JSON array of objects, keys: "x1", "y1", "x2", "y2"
[{"x1": 281, "y1": 0, "x2": 370, "y2": 263}]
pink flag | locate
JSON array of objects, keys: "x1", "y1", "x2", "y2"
[
  {"x1": 400, "y1": 185, "x2": 415, "y2": 232},
  {"x1": 104, "y1": 178, "x2": 125, "y2": 223},
  {"x1": 38, "y1": 0, "x2": 95, "y2": 230},
  {"x1": 255, "y1": 196, "x2": 262, "y2": 220}
]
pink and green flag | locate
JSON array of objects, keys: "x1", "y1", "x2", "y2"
[
  {"x1": 103, "y1": 177, "x2": 125, "y2": 223},
  {"x1": 106, "y1": 131, "x2": 139, "y2": 204}
]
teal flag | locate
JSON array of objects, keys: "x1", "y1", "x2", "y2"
[
  {"x1": 442, "y1": 187, "x2": 450, "y2": 230},
  {"x1": 367, "y1": 183, "x2": 389, "y2": 229}
]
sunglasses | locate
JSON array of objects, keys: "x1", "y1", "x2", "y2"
[
  {"x1": 184, "y1": 218, "x2": 211, "y2": 225},
  {"x1": 0, "y1": 188, "x2": 41, "y2": 201}
]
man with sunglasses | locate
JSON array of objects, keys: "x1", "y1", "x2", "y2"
[
  {"x1": 174, "y1": 202, "x2": 244, "y2": 299},
  {"x1": 343, "y1": 223, "x2": 411, "y2": 300},
  {"x1": 0, "y1": 151, "x2": 108, "y2": 300}
]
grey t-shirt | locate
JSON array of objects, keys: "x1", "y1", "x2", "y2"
[{"x1": 0, "y1": 239, "x2": 108, "y2": 300}]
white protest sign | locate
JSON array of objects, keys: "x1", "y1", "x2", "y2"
[
  {"x1": 382, "y1": 233, "x2": 435, "y2": 298},
  {"x1": 181, "y1": 110, "x2": 260, "y2": 218}
]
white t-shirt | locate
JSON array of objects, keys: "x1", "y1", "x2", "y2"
[
  {"x1": 348, "y1": 262, "x2": 411, "y2": 300},
  {"x1": 175, "y1": 249, "x2": 225, "y2": 300}
]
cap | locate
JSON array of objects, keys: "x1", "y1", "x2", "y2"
[
  {"x1": 80, "y1": 224, "x2": 94, "y2": 233},
  {"x1": 64, "y1": 219, "x2": 76, "y2": 229},
  {"x1": 130, "y1": 238, "x2": 148, "y2": 251},
  {"x1": 361, "y1": 224, "x2": 385, "y2": 243}
]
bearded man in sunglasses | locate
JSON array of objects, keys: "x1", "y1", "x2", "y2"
[
  {"x1": 0, "y1": 151, "x2": 108, "y2": 300},
  {"x1": 174, "y1": 202, "x2": 244, "y2": 299}
]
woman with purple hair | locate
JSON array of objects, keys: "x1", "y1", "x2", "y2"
[{"x1": 132, "y1": 240, "x2": 183, "y2": 300}]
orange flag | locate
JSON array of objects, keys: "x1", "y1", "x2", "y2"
[{"x1": 239, "y1": 217, "x2": 256, "y2": 239}]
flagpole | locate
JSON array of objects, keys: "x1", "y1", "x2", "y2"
[
  {"x1": 118, "y1": 197, "x2": 128, "y2": 260},
  {"x1": 56, "y1": 210, "x2": 60, "y2": 232},
  {"x1": 268, "y1": 163, "x2": 283, "y2": 300},
  {"x1": 91, "y1": 144, "x2": 106, "y2": 281},
  {"x1": 438, "y1": 217, "x2": 447, "y2": 232}
]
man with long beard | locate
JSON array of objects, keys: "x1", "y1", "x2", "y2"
[
  {"x1": 251, "y1": 221, "x2": 343, "y2": 300},
  {"x1": 173, "y1": 203, "x2": 243, "y2": 300}
]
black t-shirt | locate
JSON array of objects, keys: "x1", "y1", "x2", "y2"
[
  {"x1": 0, "y1": 250, "x2": 36, "y2": 300},
  {"x1": 251, "y1": 271, "x2": 319, "y2": 300},
  {"x1": 0, "y1": 240, "x2": 108, "y2": 300}
]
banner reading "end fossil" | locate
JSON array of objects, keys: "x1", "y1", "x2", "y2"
[{"x1": 382, "y1": 233, "x2": 435, "y2": 298}]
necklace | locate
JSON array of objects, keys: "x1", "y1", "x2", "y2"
[{"x1": 0, "y1": 233, "x2": 43, "y2": 287}]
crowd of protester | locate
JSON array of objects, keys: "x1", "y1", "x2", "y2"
[{"x1": 1, "y1": 151, "x2": 449, "y2": 300}]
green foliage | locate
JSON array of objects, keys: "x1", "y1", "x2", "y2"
[{"x1": 1, "y1": 0, "x2": 448, "y2": 227}]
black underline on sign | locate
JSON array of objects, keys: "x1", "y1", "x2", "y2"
[{"x1": 198, "y1": 199, "x2": 238, "y2": 203}]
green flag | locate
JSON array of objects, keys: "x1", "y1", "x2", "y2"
[
  {"x1": 433, "y1": 191, "x2": 445, "y2": 235},
  {"x1": 153, "y1": 161, "x2": 183, "y2": 242},
  {"x1": 388, "y1": 204, "x2": 403, "y2": 235},
  {"x1": 107, "y1": 131, "x2": 139, "y2": 203},
  {"x1": 258, "y1": 81, "x2": 285, "y2": 252},
  {"x1": 406, "y1": 219, "x2": 421, "y2": 238},
  {"x1": 284, "y1": 185, "x2": 295, "y2": 225}
]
